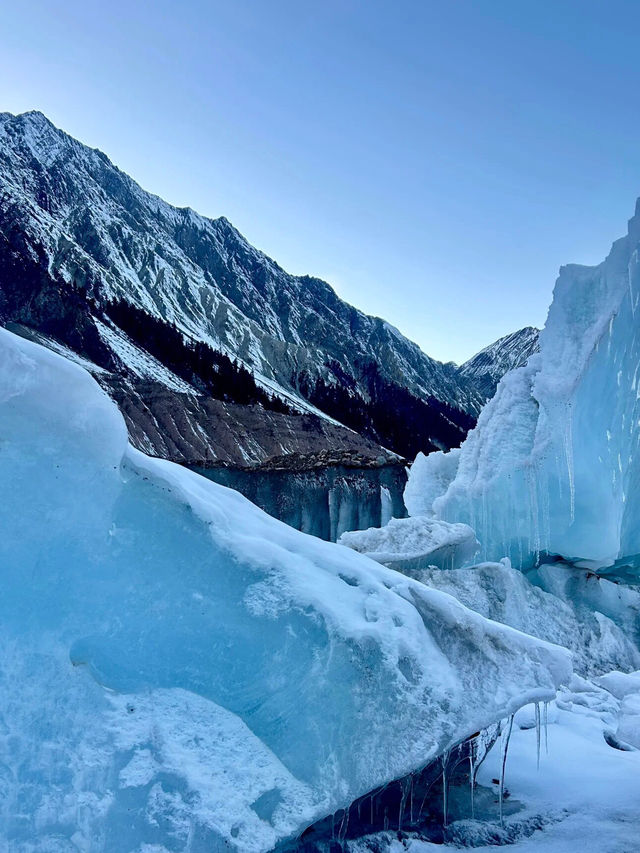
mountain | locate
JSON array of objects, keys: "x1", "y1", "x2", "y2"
[
  {"x1": 0, "y1": 111, "x2": 482, "y2": 464},
  {"x1": 458, "y1": 326, "x2": 540, "y2": 401}
]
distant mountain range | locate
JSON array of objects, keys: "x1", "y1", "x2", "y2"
[{"x1": 0, "y1": 110, "x2": 536, "y2": 472}]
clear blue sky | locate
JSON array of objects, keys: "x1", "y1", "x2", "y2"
[{"x1": 2, "y1": 0, "x2": 640, "y2": 363}]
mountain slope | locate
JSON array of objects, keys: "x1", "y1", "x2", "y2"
[
  {"x1": 0, "y1": 110, "x2": 481, "y2": 465},
  {"x1": 459, "y1": 326, "x2": 540, "y2": 401}
]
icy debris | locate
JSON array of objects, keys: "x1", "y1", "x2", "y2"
[
  {"x1": 407, "y1": 199, "x2": 640, "y2": 568},
  {"x1": 415, "y1": 560, "x2": 640, "y2": 677},
  {"x1": 0, "y1": 328, "x2": 570, "y2": 852},
  {"x1": 615, "y1": 693, "x2": 640, "y2": 749},
  {"x1": 337, "y1": 515, "x2": 478, "y2": 572}
]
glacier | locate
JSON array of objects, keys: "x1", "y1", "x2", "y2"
[
  {"x1": 337, "y1": 515, "x2": 478, "y2": 572},
  {"x1": 0, "y1": 328, "x2": 570, "y2": 852},
  {"x1": 407, "y1": 199, "x2": 640, "y2": 569}
]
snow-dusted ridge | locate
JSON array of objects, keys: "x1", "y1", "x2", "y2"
[
  {"x1": 0, "y1": 109, "x2": 482, "y2": 412},
  {"x1": 0, "y1": 326, "x2": 570, "y2": 851},
  {"x1": 459, "y1": 326, "x2": 540, "y2": 401},
  {"x1": 0, "y1": 109, "x2": 485, "y2": 476}
]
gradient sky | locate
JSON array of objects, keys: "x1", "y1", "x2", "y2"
[{"x1": 2, "y1": 0, "x2": 640, "y2": 363}]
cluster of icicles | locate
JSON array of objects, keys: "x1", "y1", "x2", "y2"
[
  {"x1": 492, "y1": 701, "x2": 549, "y2": 828},
  {"x1": 314, "y1": 701, "x2": 551, "y2": 849}
]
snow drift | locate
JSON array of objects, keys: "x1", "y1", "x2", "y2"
[
  {"x1": 0, "y1": 328, "x2": 570, "y2": 852},
  {"x1": 408, "y1": 199, "x2": 640, "y2": 568}
]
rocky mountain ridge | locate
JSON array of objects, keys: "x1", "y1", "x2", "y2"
[
  {"x1": 459, "y1": 325, "x2": 540, "y2": 401},
  {"x1": 0, "y1": 110, "x2": 484, "y2": 467}
]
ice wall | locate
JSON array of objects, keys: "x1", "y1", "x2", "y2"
[
  {"x1": 195, "y1": 463, "x2": 407, "y2": 542},
  {"x1": 409, "y1": 200, "x2": 640, "y2": 568},
  {"x1": 0, "y1": 328, "x2": 570, "y2": 852}
]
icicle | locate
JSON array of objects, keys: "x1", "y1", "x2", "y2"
[
  {"x1": 499, "y1": 715, "x2": 514, "y2": 828},
  {"x1": 409, "y1": 775, "x2": 414, "y2": 825},
  {"x1": 398, "y1": 780, "x2": 408, "y2": 831},
  {"x1": 535, "y1": 702, "x2": 541, "y2": 770},
  {"x1": 442, "y1": 749, "x2": 450, "y2": 828},
  {"x1": 543, "y1": 701, "x2": 549, "y2": 755},
  {"x1": 418, "y1": 778, "x2": 433, "y2": 819},
  {"x1": 469, "y1": 739, "x2": 476, "y2": 819},
  {"x1": 339, "y1": 807, "x2": 349, "y2": 842},
  {"x1": 564, "y1": 403, "x2": 575, "y2": 523}
]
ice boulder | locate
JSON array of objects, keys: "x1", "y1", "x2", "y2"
[
  {"x1": 615, "y1": 693, "x2": 640, "y2": 749},
  {"x1": 0, "y1": 328, "x2": 571, "y2": 852},
  {"x1": 337, "y1": 515, "x2": 478, "y2": 571},
  {"x1": 407, "y1": 199, "x2": 640, "y2": 568}
]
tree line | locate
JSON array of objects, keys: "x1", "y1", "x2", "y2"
[{"x1": 102, "y1": 299, "x2": 293, "y2": 414}]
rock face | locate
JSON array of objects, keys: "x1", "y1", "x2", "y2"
[{"x1": 459, "y1": 326, "x2": 540, "y2": 401}]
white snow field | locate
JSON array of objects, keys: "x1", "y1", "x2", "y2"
[
  {"x1": 337, "y1": 516, "x2": 479, "y2": 571},
  {"x1": 406, "y1": 200, "x2": 640, "y2": 568},
  {"x1": 0, "y1": 328, "x2": 570, "y2": 852}
]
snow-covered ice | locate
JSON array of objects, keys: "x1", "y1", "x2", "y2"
[
  {"x1": 0, "y1": 328, "x2": 570, "y2": 852},
  {"x1": 337, "y1": 515, "x2": 478, "y2": 571},
  {"x1": 406, "y1": 200, "x2": 640, "y2": 568},
  {"x1": 404, "y1": 449, "x2": 461, "y2": 519}
]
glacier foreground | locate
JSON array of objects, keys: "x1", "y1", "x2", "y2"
[
  {"x1": 408, "y1": 200, "x2": 640, "y2": 569},
  {"x1": 0, "y1": 328, "x2": 570, "y2": 851}
]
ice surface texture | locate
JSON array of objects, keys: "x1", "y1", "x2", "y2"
[
  {"x1": 0, "y1": 329, "x2": 570, "y2": 852},
  {"x1": 408, "y1": 200, "x2": 640, "y2": 568}
]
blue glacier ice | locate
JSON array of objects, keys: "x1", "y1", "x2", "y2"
[
  {"x1": 407, "y1": 199, "x2": 640, "y2": 570},
  {"x1": 0, "y1": 328, "x2": 570, "y2": 852}
]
